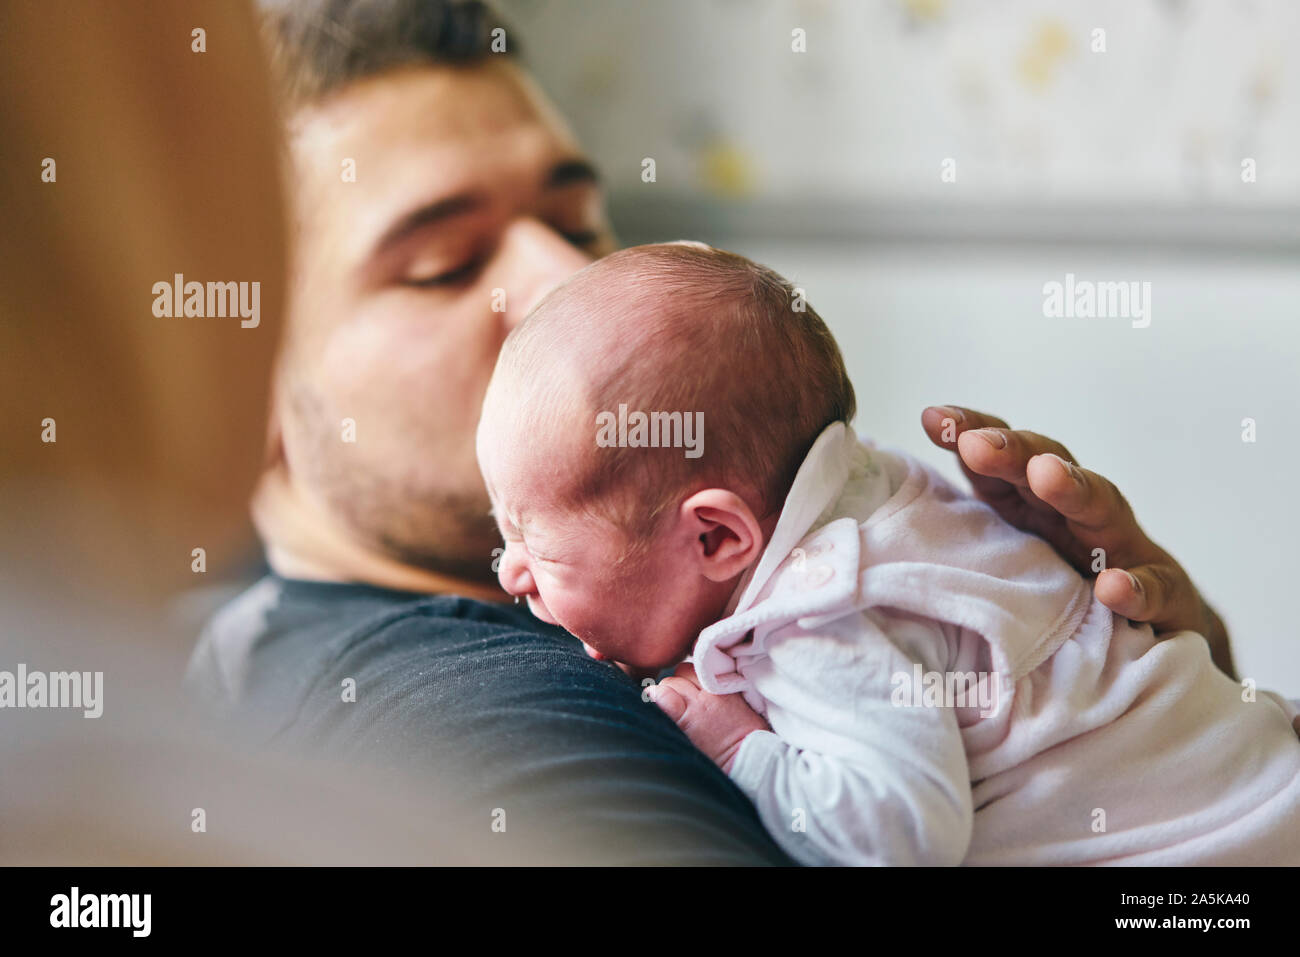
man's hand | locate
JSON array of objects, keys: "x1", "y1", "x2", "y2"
[
  {"x1": 647, "y1": 662, "x2": 770, "y2": 773},
  {"x1": 921, "y1": 405, "x2": 1235, "y2": 679}
]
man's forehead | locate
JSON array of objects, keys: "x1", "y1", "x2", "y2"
[
  {"x1": 290, "y1": 63, "x2": 586, "y2": 251},
  {"x1": 294, "y1": 62, "x2": 576, "y2": 178}
]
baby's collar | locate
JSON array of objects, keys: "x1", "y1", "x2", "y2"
[{"x1": 727, "y1": 421, "x2": 858, "y2": 617}]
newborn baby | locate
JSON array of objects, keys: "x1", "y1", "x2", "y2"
[{"x1": 475, "y1": 242, "x2": 1300, "y2": 866}]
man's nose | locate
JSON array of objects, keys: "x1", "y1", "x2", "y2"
[
  {"x1": 497, "y1": 541, "x2": 535, "y2": 597},
  {"x1": 496, "y1": 217, "x2": 593, "y2": 329}
]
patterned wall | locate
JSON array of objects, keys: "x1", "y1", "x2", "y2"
[{"x1": 502, "y1": 0, "x2": 1299, "y2": 215}]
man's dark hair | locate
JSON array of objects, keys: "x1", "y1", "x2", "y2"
[{"x1": 259, "y1": 0, "x2": 515, "y2": 105}]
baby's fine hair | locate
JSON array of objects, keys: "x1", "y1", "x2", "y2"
[{"x1": 497, "y1": 242, "x2": 857, "y2": 549}]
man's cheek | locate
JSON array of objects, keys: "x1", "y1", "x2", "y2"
[{"x1": 322, "y1": 300, "x2": 471, "y2": 399}]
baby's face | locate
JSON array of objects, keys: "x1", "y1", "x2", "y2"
[{"x1": 476, "y1": 404, "x2": 722, "y2": 672}]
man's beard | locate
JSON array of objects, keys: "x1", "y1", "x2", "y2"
[
  {"x1": 330, "y1": 477, "x2": 501, "y2": 584},
  {"x1": 287, "y1": 384, "x2": 502, "y2": 583},
  {"x1": 369, "y1": 489, "x2": 500, "y2": 582}
]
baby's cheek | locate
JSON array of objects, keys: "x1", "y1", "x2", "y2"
[{"x1": 546, "y1": 593, "x2": 617, "y2": 649}]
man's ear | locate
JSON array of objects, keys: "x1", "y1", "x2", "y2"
[{"x1": 679, "y1": 489, "x2": 765, "y2": 583}]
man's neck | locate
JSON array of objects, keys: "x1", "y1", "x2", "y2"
[{"x1": 251, "y1": 463, "x2": 508, "y2": 604}]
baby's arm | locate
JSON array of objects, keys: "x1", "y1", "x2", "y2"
[{"x1": 655, "y1": 612, "x2": 972, "y2": 866}]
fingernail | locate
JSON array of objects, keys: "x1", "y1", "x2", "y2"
[
  {"x1": 1125, "y1": 571, "x2": 1143, "y2": 596},
  {"x1": 645, "y1": 685, "x2": 659, "y2": 702},
  {"x1": 970, "y1": 428, "x2": 1006, "y2": 449},
  {"x1": 937, "y1": 405, "x2": 965, "y2": 423},
  {"x1": 1048, "y1": 453, "x2": 1082, "y2": 483}
]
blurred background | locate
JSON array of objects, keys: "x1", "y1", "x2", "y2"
[{"x1": 502, "y1": 0, "x2": 1300, "y2": 692}]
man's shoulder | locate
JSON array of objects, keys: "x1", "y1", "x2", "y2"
[
  {"x1": 183, "y1": 574, "x2": 574, "y2": 737},
  {"x1": 182, "y1": 575, "x2": 795, "y2": 865}
]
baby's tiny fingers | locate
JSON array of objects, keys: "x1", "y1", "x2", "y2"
[
  {"x1": 671, "y1": 660, "x2": 701, "y2": 687},
  {"x1": 646, "y1": 680, "x2": 690, "y2": 723}
]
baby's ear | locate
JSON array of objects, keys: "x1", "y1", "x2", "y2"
[{"x1": 679, "y1": 489, "x2": 764, "y2": 583}]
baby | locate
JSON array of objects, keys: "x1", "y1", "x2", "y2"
[{"x1": 475, "y1": 242, "x2": 1300, "y2": 866}]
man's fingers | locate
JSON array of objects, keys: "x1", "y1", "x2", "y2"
[
  {"x1": 1095, "y1": 564, "x2": 1200, "y2": 634},
  {"x1": 920, "y1": 408, "x2": 1076, "y2": 509},
  {"x1": 954, "y1": 427, "x2": 1076, "y2": 489},
  {"x1": 1094, "y1": 567, "x2": 1144, "y2": 620},
  {"x1": 921, "y1": 407, "x2": 1022, "y2": 502},
  {"x1": 1024, "y1": 453, "x2": 1145, "y2": 549},
  {"x1": 1024, "y1": 447, "x2": 1180, "y2": 574},
  {"x1": 920, "y1": 406, "x2": 1009, "y2": 447},
  {"x1": 921, "y1": 406, "x2": 1223, "y2": 654}
]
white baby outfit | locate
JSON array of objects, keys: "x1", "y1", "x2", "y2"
[{"x1": 692, "y1": 422, "x2": 1300, "y2": 866}]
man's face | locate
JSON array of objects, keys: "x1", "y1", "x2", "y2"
[{"x1": 276, "y1": 60, "x2": 614, "y2": 579}]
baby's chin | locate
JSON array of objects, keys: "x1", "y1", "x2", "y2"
[
  {"x1": 535, "y1": 603, "x2": 696, "y2": 671},
  {"x1": 524, "y1": 595, "x2": 560, "y2": 626},
  {"x1": 576, "y1": 632, "x2": 690, "y2": 673},
  {"x1": 613, "y1": 638, "x2": 696, "y2": 674}
]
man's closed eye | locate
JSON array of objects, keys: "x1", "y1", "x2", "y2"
[{"x1": 404, "y1": 257, "x2": 485, "y2": 288}]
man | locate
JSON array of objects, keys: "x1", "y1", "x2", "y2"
[
  {"x1": 187, "y1": 0, "x2": 1238, "y2": 864},
  {"x1": 2, "y1": 0, "x2": 464, "y2": 866}
]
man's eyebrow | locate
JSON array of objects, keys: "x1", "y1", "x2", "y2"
[
  {"x1": 369, "y1": 160, "x2": 597, "y2": 258},
  {"x1": 546, "y1": 158, "x2": 600, "y2": 189},
  {"x1": 371, "y1": 192, "x2": 486, "y2": 256}
]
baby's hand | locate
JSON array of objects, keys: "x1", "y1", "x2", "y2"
[{"x1": 647, "y1": 662, "x2": 770, "y2": 773}]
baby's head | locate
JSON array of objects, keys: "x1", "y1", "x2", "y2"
[{"x1": 476, "y1": 242, "x2": 855, "y2": 670}]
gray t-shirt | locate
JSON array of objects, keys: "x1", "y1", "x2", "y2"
[{"x1": 185, "y1": 574, "x2": 794, "y2": 865}]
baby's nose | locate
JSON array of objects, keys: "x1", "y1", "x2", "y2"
[{"x1": 497, "y1": 542, "x2": 534, "y2": 597}]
